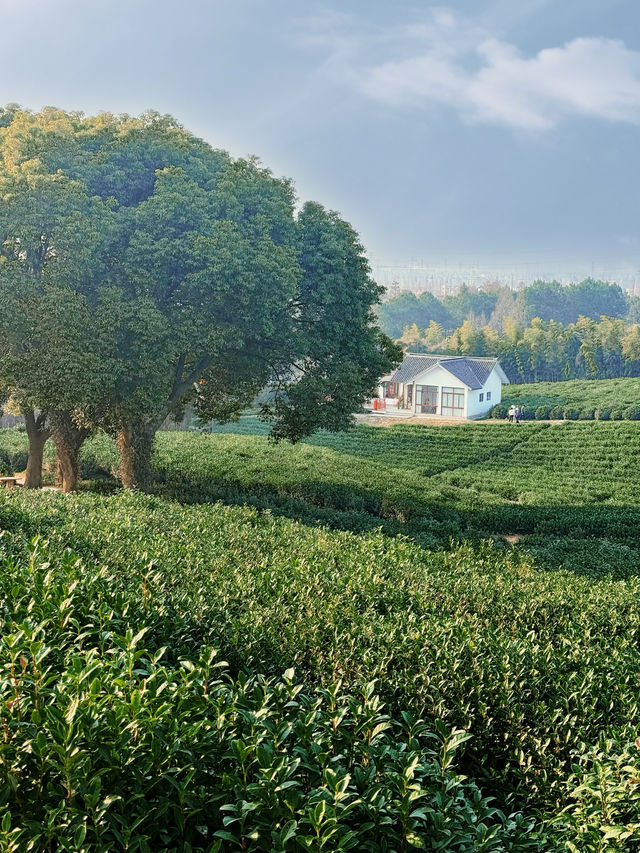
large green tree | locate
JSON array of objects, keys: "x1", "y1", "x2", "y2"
[
  {"x1": 0, "y1": 107, "x2": 399, "y2": 488},
  {"x1": 0, "y1": 148, "x2": 121, "y2": 489}
]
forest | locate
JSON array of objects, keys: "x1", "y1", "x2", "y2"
[{"x1": 378, "y1": 280, "x2": 640, "y2": 383}]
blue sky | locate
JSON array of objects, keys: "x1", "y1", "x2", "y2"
[{"x1": 2, "y1": 0, "x2": 639, "y2": 275}]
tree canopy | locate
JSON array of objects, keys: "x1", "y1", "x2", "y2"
[
  {"x1": 514, "y1": 278, "x2": 628, "y2": 325},
  {"x1": 377, "y1": 291, "x2": 454, "y2": 339},
  {"x1": 0, "y1": 106, "x2": 399, "y2": 488}
]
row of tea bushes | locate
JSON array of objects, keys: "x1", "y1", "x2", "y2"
[
  {"x1": 5, "y1": 423, "x2": 640, "y2": 574},
  {"x1": 495, "y1": 376, "x2": 640, "y2": 420},
  {"x1": 304, "y1": 423, "x2": 546, "y2": 474},
  {"x1": 0, "y1": 427, "x2": 30, "y2": 475},
  {"x1": 491, "y1": 402, "x2": 640, "y2": 420},
  {"x1": 0, "y1": 534, "x2": 545, "y2": 852},
  {"x1": 3, "y1": 489, "x2": 640, "y2": 823},
  {"x1": 3, "y1": 424, "x2": 640, "y2": 572}
]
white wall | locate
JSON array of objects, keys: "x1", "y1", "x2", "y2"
[
  {"x1": 411, "y1": 364, "x2": 469, "y2": 417},
  {"x1": 465, "y1": 368, "x2": 504, "y2": 418}
]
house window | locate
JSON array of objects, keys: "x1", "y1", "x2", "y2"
[
  {"x1": 486, "y1": 392, "x2": 491, "y2": 401},
  {"x1": 479, "y1": 393, "x2": 484, "y2": 402},
  {"x1": 415, "y1": 384, "x2": 438, "y2": 414},
  {"x1": 441, "y1": 386, "x2": 465, "y2": 417},
  {"x1": 385, "y1": 382, "x2": 397, "y2": 398}
]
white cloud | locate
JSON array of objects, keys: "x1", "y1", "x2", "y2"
[{"x1": 302, "y1": 8, "x2": 640, "y2": 132}]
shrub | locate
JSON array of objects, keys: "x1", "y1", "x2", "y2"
[
  {"x1": 554, "y1": 734, "x2": 640, "y2": 851},
  {"x1": 0, "y1": 537, "x2": 545, "y2": 852},
  {"x1": 7, "y1": 449, "x2": 28, "y2": 473},
  {"x1": 595, "y1": 408, "x2": 611, "y2": 420},
  {"x1": 80, "y1": 432, "x2": 119, "y2": 477},
  {"x1": 491, "y1": 403, "x2": 507, "y2": 419},
  {"x1": 578, "y1": 408, "x2": 595, "y2": 420},
  {"x1": 563, "y1": 407, "x2": 580, "y2": 420},
  {"x1": 535, "y1": 405, "x2": 550, "y2": 420},
  {"x1": 623, "y1": 405, "x2": 640, "y2": 420},
  {"x1": 549, "y1": 405, "x2": 565, "y2": 419},
  {"x1": 79, "y1": 478, "x2": 121, "y2": 495},
  {"x1": 3, "y1": 419, "x2": 640, "y2": 843}
]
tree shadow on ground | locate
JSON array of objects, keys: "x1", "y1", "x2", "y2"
[{"x1": 149, "y1": 468, "x2": 640, "y2": 579}]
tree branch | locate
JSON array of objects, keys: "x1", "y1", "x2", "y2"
[
  {"x1": 169, "y1": 355, "x2": 213, "y2": 403},
  {"x1": 170, "y1": 353, "x2": 186, "y2": 399}
]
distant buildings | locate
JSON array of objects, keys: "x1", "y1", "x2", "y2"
[{"x1": 373, "y1": 262, "x2": 640, "y2": 301}]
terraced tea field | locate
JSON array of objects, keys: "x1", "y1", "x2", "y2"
[
  {"x1": 496, "y1": 375, "x2": 640, "y2": 420},
  {"x1": 1, "y1": 421, "x2": 640, "y2": 850}
]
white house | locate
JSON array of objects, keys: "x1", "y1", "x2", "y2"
[{"x1": 374, "y1": 353, "x2": 509, "y2": 419}]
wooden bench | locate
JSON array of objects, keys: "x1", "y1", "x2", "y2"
[{"x1": 0, "y1": 476, "x2": 19, "y2": 489}]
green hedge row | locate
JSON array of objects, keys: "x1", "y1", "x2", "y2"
[{"x1": 491, "y1": 402, "x2": 640, "y2": 420}]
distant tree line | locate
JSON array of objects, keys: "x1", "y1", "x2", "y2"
[
  {"x1": 379, "y1": 279, "x2": 640, "y2": 382},
  {"x1": 378, "y1": 279, "x2": 634, "y2": 339}
]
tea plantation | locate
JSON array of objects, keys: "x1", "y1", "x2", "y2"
[
  {"x1": 0, "y1": 422, "x2": 639, "y2": 851},
  {"x1": 495, "y1": 376, "x2": 640, "y2": 420}
]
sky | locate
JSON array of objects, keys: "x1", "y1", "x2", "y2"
[{"x1": 1, "y1": 0, "x2": 639, "y2": 278}]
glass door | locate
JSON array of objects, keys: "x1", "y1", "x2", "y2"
[
  {"x1": 415, "y1": 385, "x2": 438, "y2": 414},
  {"x1": 441, "y1": 386, "x2": 465, "y2": 417}
]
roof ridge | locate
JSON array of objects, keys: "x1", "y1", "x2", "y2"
[{"x1": 405, "y1": 352, "x2": 497, "y2": 362}]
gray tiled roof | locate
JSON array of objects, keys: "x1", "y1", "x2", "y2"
[
  {"x1": 389, "y1": 354, "x2": 500, "y2": 389},
  {"x1": 438, "y1": 358, "x2": 486, "y2": 389},
  {"x1": 390, "y1": 355, "x2": 439, "y2": 383}
]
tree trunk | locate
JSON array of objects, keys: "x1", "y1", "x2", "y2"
[
  {"x1": 24, "y1": 410, "x2": 50, "y2": 489},
  {"x1": 116, "y1": 418, "x2": 160, "y2": 490},
  {"x1": 49, "y1": 411, "x2": 90, "y2": 494}
]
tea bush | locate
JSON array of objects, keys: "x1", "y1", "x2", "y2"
[
  {"x1": 623, "y1": 405, "x2": 640, "y2": 420},
  {"x1": 2, "y1": 420, "x2": 640, "y2": 848},
  {"x1": 2, "y1": 488, "x2": 640, "y2": 824},
  {"x1": 554, "y1": 733, "x2": 640, "y2": 852},
  {"x1": 500, "y1": 377, "x2": 640, "y2": 420},
  {"x1": 0, "y1": 537, "x2": 545, "y2": 852}
]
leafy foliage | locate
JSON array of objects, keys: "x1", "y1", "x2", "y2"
[
  {"x1": 2, "y1": 420, "x2": 640, "y2": 848},
  {"x1": 0, "y1": 106, "x2": 399, "y2": 490},
  {"x1": 555, "y1": 735, "x2": 640, "y2": 852},
  {"x1": 0, "y1": 518, "x2": 548, "y2": 852}
]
